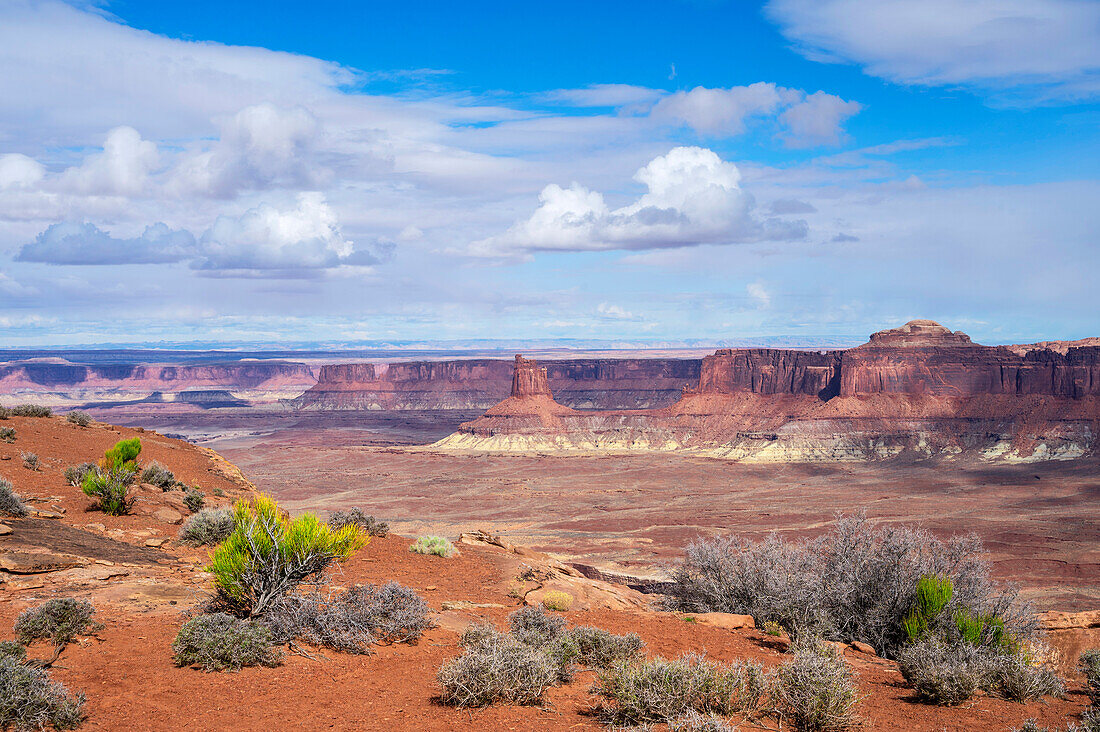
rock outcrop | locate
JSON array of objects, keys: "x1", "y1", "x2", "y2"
[{"x1": 436, "y1": 321, "x2": 1100, "y2": 462}]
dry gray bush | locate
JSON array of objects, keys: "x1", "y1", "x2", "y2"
[
  {"x1": 64, "y1": 463, "x2": 98, "y2": 488},
  {"x1": 328, "y1": 507, "x2": 389, "y2": 537},
  {"x1": 140, "y1": 462, "x2": 176, "y2": 489},
  {"x1": 985, "y1": 652, "x2": 1064, "y2": 702},
  {"x1": 564, "y1": 626, "x2": 645, "y2": 669},
  {"x1": 0, "y1": 657, "x2": 84, "y2": 731},
  {"x1": 665, "y1": 513, "x2": 1032, "y2": 657},
  {"x1": 438, "y1": 632, "x2": 558, "y2": 707},
  {"x1": 508, "y1": 604, "x2": 566, "y2": 647},
  {"x1": 0, "y1": 427, "x2": 14, "y2": 443},
  {"x1": 592, "y1": 653, "x2": 759, "y2": 725},
  {"x1": 0, "y1": 478, "x2": 27, "y2": 518},
  {"x1": 668, "y1": 710, "x2": 740, "y2": 732},
  {"x1": 264, "y1": 582, "x2": 430, "y2": 654},
  {"x1": 20, "y1": 452, "x2": 39, "y2": 471},
  {"x1": 11, "y1": 404, "x2": 51, "y2": 417},
  {"x1": 772, "y1": 641, "x2": 859, "y2": 731},
  {"x1": 65, "y1": 411, "x2": 91, "y2": 427},
  {"x1": 172, "y1": 613, "x2": 282, "y2": 672},
  {"x1": 178, "y1": 508, "x2": 236, "y2": 546},
  {"x1": 897, "y1": 635, "x2": 988, "y2": 705},
  {"x1": 1082, "y1": 649, "x2": 1100, "y2": 704},
  {"x1": 15, "y1": 599, "x2": 99, "y2": 650},
  {"x1": 183, "y1": 487, "x2": 205, "y2": 512}
]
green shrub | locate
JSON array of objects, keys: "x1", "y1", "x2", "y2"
[
  {"x1": 773, "y1": 641, "x2": 859, "y2": 731},
  {"x1": 178, "y1": 508, "x2": 236, "y2": 546},
  {"x1": 65, "y1": 411, "x2": 91, "y2": 427},
  {"x1": 140, "y1": 462, "x2": 175, "y2": 489},
  {"x1": 15, "y1": 599, "x2": 99, "y2": 649},
  {"x1": 328, "y1": 508, "x2": 389, "y2": 537},
  {"x1": 438, "y1": 632, "x2": 557, "y2": 707},
  {"x1": 64, "y1": 463, "x2": 97, "y2": 488},
  {"x1": 1081, "y1": 648, "x2": 1100, "y2": 704},
  {"x1": 592, "y1": 653, "x2": 755, "y2": 725},
  {"x1": 183, "y1": 488, "x2": 205, "y2": 512},
  {"x1": 11, "y1": 404, "x2": 51, "y2": 417},
  {"x1": 0, "y1": 657, "x2": 84, "y2": 730},
  {"x1": 0, "y1": 641, "x2": 26, "y2": 663},
  {"x1": 410, "y1": 535, "x2": 455, "y2": 558},
  {"x1": 0, "y1": 479, "x2": 28, "y2": 518},
  {"x1": 80, "y1": 437, "x2": 141, "y2": 515},
  {"x1": 172, "y1": 613, "x2": 281, "y2": 672},
  {"x1": 902, "y1": 575, "x2": 953, "y2": 641},
  {"x1": 207, "y1": 494, "x2": 365, "y2": 616},
  {"x1": 0, "y1": 427, "x2": 14, "y2": 443}
]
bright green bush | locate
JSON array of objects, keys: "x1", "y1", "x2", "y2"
[
  {"x1": 81, "y1": 437, "x2": 141, "y2": 515},
  {"x1": 102, "y1": 437, "x2": 140, "y2": 474},
  {"x1": 902, "y1": 575, "x2": 953, "y2": 641},
  {"x1": 207, "y1": 494, "x2": 365, "y2": 616},
  {"x1": 410, "y1": 535, "x2": 455, "y2": 558}
]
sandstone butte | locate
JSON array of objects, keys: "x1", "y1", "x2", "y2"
[
  {"x1": 432, "y1": 320, "x2": 1100, "y2": 463},
  {"x1": 0, "y1": 411, "x2": 1097, "y2": 731}
]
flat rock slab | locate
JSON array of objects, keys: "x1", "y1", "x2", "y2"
[
  {"x1": 0, "y1": 524, "x2": 11, "y2": 536},
  {"x1": 0, "y1": 518, "x2": 164, "y2": 566},
  {"x1": 691, "y1": 612, "x2": 756, "y2": 630},
  {"x1": 153, "y1": 508, "x2": 184, "y2": 525},
  {"x1": 440, "y1": 600, "x2": 507, "y2": 611},
  {"x1": 0, "y1": 551, "x2": 89, "y2": 574}
]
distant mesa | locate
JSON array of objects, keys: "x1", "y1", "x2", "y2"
[{"x1": 862, "y1": 319, "x2": 974, "y2": 348}]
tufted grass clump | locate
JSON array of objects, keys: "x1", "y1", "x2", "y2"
[
  {"x1": 15, "y1": 599, "x2": 100, "y2": 651},
  {"x1": 65, "y1": 411, "x2": 91, "y2": 427},
  {"x1": 438, "y1": 630, "x2": 558, "y2": 707},
  {"x1": 12, "y1": 404, "x2": 51, "y2": 418},
  {"x1": 140, "y1": 462, "x2": 176, "y2": 489},
  {"x1": 328, "y1": 507, "x2": 389, "y2": 537},
  {"x1": 410, "y1": 535, "x2": 455, "y2": 558},
  {"x1": 172, "y1": 613, "x2": 281, "y2": 672},
  {"x1": 207, "y1": 494, "x2": 365, "y2": 617},
  {"x1": 178, "y1": 507, "x2": 236, "y2": 546},
  {"x1": 773, "y1": 641, "x2": 859, "y2": 731},
  {"x1": 0, "y1": 478, "x2": 28, "y2": 518},
  {"x1": 542, "y1": 590, "x2": 573, "y2": 612},
  {"x1": 0, "y1": 657, "x2": 85, "y2": 730},
  {"x1": 264, "y1": 581, "x2": 430, "y2": 653},
  {"x1": 0, "y1": 426, "x2": 14, "y2": 443}
]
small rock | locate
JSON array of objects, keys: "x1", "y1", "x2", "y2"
[
  {"x1": 694, "y1": 612, "x2": 756, "y2": 630},
  {"x1": 850, "y1": 641, "x2": 877, "y2": 656},
  {"x1": 441, "y1": 601, "x2": 507, "y2": 611},
  {"x1": 94, "y1": 559, "x2": 115, "y2": 566},
  {"x1": 425, "y1": 585, "x2": 438, "y2": 591},
  {"x1": 153, "y1": 508, "x2": 184, "y2": 525},
  {"x1": 0, "y1": 524, "x2": 11, "y2": 536},
  {"x1": 31, "y1": 509, "x2": 63, "y2": 519},
  {"x1": 0, "y1": 551, "x2": 87, "y2": 574},
  {"x1": 145, "y1": 538, "x2": 166, "y2": 548},
  {"x1": 85, "y1": 523, "x2": 106, "y2": 532}
]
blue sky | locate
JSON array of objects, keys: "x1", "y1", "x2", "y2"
[{"x1": 0, "y1": 0, "x2": 1098, "y2": 346}]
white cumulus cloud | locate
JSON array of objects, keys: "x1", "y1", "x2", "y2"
[
  {"x1": 0, "y1": 154, "x2": 46, "y2": 189},
  {"x1": 17, "y1": 221, "x2": 195, "y2": 265},
  {"x1": 472, "y1": 146, "x2": 807, "y2": 257},
  {"x1": 58, "y1": 126, "x2": 160, "y2": 196}
]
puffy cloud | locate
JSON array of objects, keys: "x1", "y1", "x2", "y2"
[
  {"x1": 58, "y1": 126, "x2": 160, "y2": 196},
  {"x1": 766, "y1": 0, "x2": 1100, "y2": 103},
  {"x1": 0, "y1": 154, "x2": 45, "y2": 189},
  {"x1": 472, "y1": 146, "x2": 807, "y2": 256},
  {"x1": 596, "y1": 303, "x2": 640, "y2": 321},
  {"x1": 193, "y1": 192, "x2": 354, "y2": 271},
  {"x1": 170, "y1": 104, "x2": 324, "y2": 198},
  {"x1": 779, "y1": 92, "x2": 862, "y2": 147},
  {"x1": 17, "y1": 221, "x2": 195, "y2": 265},
  {"x1": 651, "y1": 83, "x2": 790, "y2": 135}
]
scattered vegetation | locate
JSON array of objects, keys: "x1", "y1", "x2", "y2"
[
  {"x1": 0, "y1": 478, "x2": 28, "y2": 518},
  {"x1": 1082, "y1": 649, "x2": 1100, "y2": 704},
  {"x1": 64, "y1": 463, "x2": 97, "y2": 488},
  {"x1": 664, "y1": 513, "x2": 1033, "y2": 658},
  {"x1": 564, "y1": 626, "x2": 645, "y2": 669},
  {"x1": 81, "y1": 437, "x2": 141, "y2": 515},
  {"x1": 11, "y1": 404, "x2": 52, "y2": 417},
  {"x1": 668, "y1": 710, "x2": 740, "y2": 732},
  {"x1": 178, "y1": 507, "x2": 236, "y2": 546},
  {"x1": 0, "y1": 657, "x2": 85, "y2": 731},
  {"x1": 207, "y1": 494, "x2": 365, "y2": 617},
  {"x1": 15, "y1": 599, "x2": 100, "y2": 650},
  {"x1": 328, "y1": 507, "x2": 389, "y2": 537},
  {"x1": 0, "y1": 406, "x2": 10, "y2": 419},
  {"x1": 773, "y1": 641, "x2": 859, "y2": 732},
  {"x1": 542, "y1": 590, "x2": 573, "y2": 612},
  {"x1": 183, "y1": 487, "x2": 205, "y2": 512},
  {"x1": 264, "y1": 582, "x2": 430, "y2": 654},
  {"x1": 509, "y1": 604, "x2": 567, "y2": 647},
  {"x1": 410, "y1": 535, "x2": 455, "y2": 558},
  {"x1": 438, "y1": 630, "x2": 558, "y2": 707},
  {"x1": 65, "y1": 411, "x2": 91, "y2": 427},
  {"x1": 140, "y1": 462, "x2": 176, "y2": 489},
  {"x1": 172, "y1": 613, "x2": 282, "y2": 672},
  {"x1": 21, "y1": 452, "x2": 39, "y2": 471},
  {"x1": 0, "y1": 426, "x2": 14, "y2": 443}
]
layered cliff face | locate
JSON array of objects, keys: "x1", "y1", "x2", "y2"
[
  {"x1": 0, "y1": 360, "x2": 316, "y2": 408},
  {"x1": 295, "y1": 357, "x2": 701, "y2": 410},
  {"x1": 437, "y1": 321, "x2": 1100, "y2": 463}
]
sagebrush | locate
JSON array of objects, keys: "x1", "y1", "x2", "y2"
[
  {"x1": 11, "y1": 404, "x2": 51, "y2": 417},
  {"x1": 773, "y1": 641, "x2": 859, "y2": 732},
  {"x1": 328, "y1": 507, "x2": 389, "y2": 537},
  {"x1": 178, "y1": 508, "x2": 236, "y2": 546},
  {"x1": 0, "y1": 657, "x2": 84, "y2": 730},
  {"x1": 0, "y1": 426, "x2": 14, "y2": 443},
  {"x1": 438, "y1": 631, "x2": 557, "y2": 707},
  {"x1": 66, "y1": 411, "x2": 91, "y2": 427},
  {"x1": 140, "y1": 462, "x2": 176, "y2": 489},
  {"x1": 172, "y1": 613, "x2": 282, "y2": 672},
  {"x1": 0, "y1": 478, "x2": 28, "y2": 518},
  {"x1": 410, "y1": 535, "x2": 455, "y2": 557},
  {"x1": 15, "y1": 599, "x2": 99, "y2": 649}
]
